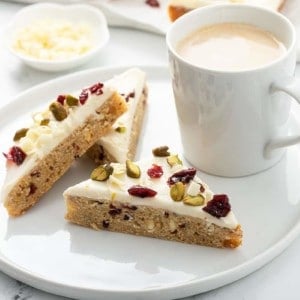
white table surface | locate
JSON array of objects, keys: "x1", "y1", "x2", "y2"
[{"x1": 1, "y1": 2, "x2": 300, "y2": 300}]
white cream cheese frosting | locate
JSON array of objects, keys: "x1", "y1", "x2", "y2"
[
  {"x1": 168, "y1": 0, "x2": 282, "y2": 10},
  {"x1": 96, "y1": 68, "x2": 146, "y2": 163},
  {"x1": 64, "y1": 156, "x2": 239, "y2": 229},
  {"x1": 2, "y1": 81, "x2": 117, "y2": 201}
]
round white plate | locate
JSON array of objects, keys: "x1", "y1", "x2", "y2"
[{"x1": 1, "y1": 66, "x2": 300, "y2": 300}]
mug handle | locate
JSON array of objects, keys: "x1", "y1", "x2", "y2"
[{"x1": 265, "y1": 76, "x2": 300, "y2": 158}]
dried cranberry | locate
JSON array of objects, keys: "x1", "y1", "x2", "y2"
[
  {"x1": 125, "y1": 91, "x2": 135, "y2": 102},
  {"x1": 109, "y1": 208, "x2": 122, "y2": 216},
  {"x1": 129, "y1": 205, "x2": 138, "y2": 210},
  {"x1": 122, "y1": 204, "x2": 138, "y2": 210},
  {"x1": 30, "y1": 170, "x2": 41, "y2": 177},
  {"x1": 203, "y1": 194, "x2": 231, "y2": 218},
  {"x1": 200, "y1": 184, "x2": 205, "y2": 193},
  {"x1": 145, "y1": 0, "x2": 160, "y2": 7},
  {"x1": 128, "y1": 185, "x2": 157, "y2": 198},
  {"x1": 57, "y1": 95, "x2": 66, "y2": 105},
  {"x1": 3, "y1": 146, "x2": 27, "y2": 166},
  {"x1": 167, "y1": 168, "x2": 196, "y2": 185},
  {"x1": 102, "y1": 220, "x2": 110, "y2": 228},
  {"x1": 29, "y1": 183, "x2": 37, "y2": 195},
  {"x1": 147, "y1": 164, "x2": 163, "y2": 179},
  {"x1": 79, "y1": 89, "x2": 89, "y2": 104},
  {"x1": 89, "y1": 82, "x2": 103, "y2": 95},
  {"x1": 123, "y1": 214, "x2": 132, "y2": 221}
]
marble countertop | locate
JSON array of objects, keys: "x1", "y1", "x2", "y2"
[{"x1": 1, "y1": 2, "x2": 300, "y2": 300}]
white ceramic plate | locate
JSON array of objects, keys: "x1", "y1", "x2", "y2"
[
  {"x1": 3, "y1": 3, "x2": 110, "y2": 72},
  {"x1": 1, "y1": 66, "x2": 300, "y2": 300}
]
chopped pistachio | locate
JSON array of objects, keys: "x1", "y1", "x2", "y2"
[
  {"x1": 40, "y1": 118, "x2": 50, "y2": 126},
  {"x1": 167, "y1": 154, "x2": 182, "y2": 167},
  {"x1": 13, "y1": 128, "x2": 29, "y2": 141},
  {"x1": 66, "y1": 95, "x2": 79, "y2": 107},
  {"x1": 90, "y1": 164, "x2": 113, "y2": 181},
  {"x1": 152, "y1": 146, "x2": 170, "y2": 157},
  {"x1": 183, "y1": 195, "x2": 205, "y2": 206},
  {"x1": 115, "y1": 126, "x2": 126, "y2": 133},
  {"x1": 126, "y1": 160, "x2": 141, "y2": 178},
  {"x1": 170, "y1": 182, "x2": 185, "y2": 201},
  {"x1": 49, "y1": 102, "x2": 68, "y2": 121}
]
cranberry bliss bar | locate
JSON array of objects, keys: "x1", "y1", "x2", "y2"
[
  {"x1": 87, "y1": 68, "x2": 147, "y2": 164},
  {"x1": 64, "y1": 147, "x2": 242, "y2": 248},
  {"x1": 2, "y1": 79, "x2": 127, "y2": 216}
]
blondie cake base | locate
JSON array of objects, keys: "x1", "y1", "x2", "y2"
[
  {"x1": 65, "y1": 196, "x2": 242, "y2": 248},
  {"x1": 4, "y1": 92, "x2": 127, "y2": 216}
]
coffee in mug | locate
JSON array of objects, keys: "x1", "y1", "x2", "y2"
[{"x1": 177, "y1": 22, "x2": 286, "y2": 71}]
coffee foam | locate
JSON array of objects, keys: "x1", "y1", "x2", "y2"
[{"x1": 177, "y1": 23, "x2": 286, "y2": 71}]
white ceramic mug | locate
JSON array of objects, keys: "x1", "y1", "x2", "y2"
[{"x1": 166, "y1": 4, "x2": 300, "y2": 177}]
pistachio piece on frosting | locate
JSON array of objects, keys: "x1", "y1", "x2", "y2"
[
  {"x1": 183, "y1": 195, "x2": 205, "y2": 206},
  {"x1": 40, "y1": 119, "x2": 50, "y2": 126},
  {"x1": 91, "y1": 164, "x2": 113, "y2": 181},
  {"x1": 152, "y1": 146, "x2": 170, "y2": 157},
  {"x1": 170, "y1": 182, "x2": 185, "y2": 201},
  {"x1": 167, "y1": 154, "x2": 182, "y2": 167},
  {"x1": 49, "y1": 102, "x2": 68, "y2": 121},
  {"x1": 115, "y1": 126, "x2": 126, "y2": 133},
  {"x1": 126, "y1": 160, "x2": 141, "y2": 178},
  {"x1": 66, "y1": 95, "x2": 79, "y2": 107},
  {"x1": 13, "y1": 128, "x2": 29, "y2": 141}
]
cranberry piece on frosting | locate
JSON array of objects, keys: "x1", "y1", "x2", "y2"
[
  {"x1": 145, "y1": 0, "x2": 160, "y2": 8},
  {"x1": 89, "y1": 82, "x2": 103, "y2": 95},
  {"x1": 57, "y1": 95, "x2": 66, "y2": 105},
  {"x1": 147, "y1": 164, "x2": 163, "y2": 178},
  {"x1": 3, "y1": 146, "x2": 27, "y2": 166},
  {"x1": 79, "y1": 89, "x2": 89, "y2": 105},
  {"x1": 203, "y1": 194, "x2": 231, "y2": 218},
  {"x1": 125, "y1": 91, "x2": 135, "y2": 102},
  {"x1": 167, "y1": 168, "x2": 196, "y2": 185},
  {"x1": 128, "y1": 185, "x2": 157, "y2": 198}
]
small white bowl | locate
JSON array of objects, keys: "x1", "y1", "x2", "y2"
[{"x1": 4, "y1": 3, "x2": 110, "y2": 72}]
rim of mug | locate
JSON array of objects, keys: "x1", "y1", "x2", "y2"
[{"x1": 166, "y1": 4, "x2": 297, "y2": 75}]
